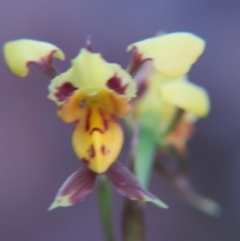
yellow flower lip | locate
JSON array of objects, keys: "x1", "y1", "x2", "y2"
[
  {"x1": 57, "y1": 88, "x2": 131, "y2": 174},
  {"x1": 71, "y1": 104, "x2": 124, "y2": 174},
  {"x1": 127, "y1": 32, "x2": 205, "y2": 78},
  {"x1": 3, "y1": 39, "x2": 65, "y2": 77}
]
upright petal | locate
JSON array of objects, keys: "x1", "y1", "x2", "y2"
[
  {"x1": 48, "y1": 68, "x2": 79, "y2": 106},
  {"x1": 48, "y1": 48, "x2": 136, "y2": 106},
  {"x1": 3, "y1": 39, "x2": 65, "y2": 77},
  {"x1": 106, "y1": 162, "x2": 168, "y2": 208},
  {"x1": 127, "y1": 32, "x2": 205, "y2": 77},
  {"x1": 48, "y1": 166, "x2": 97, "y2": 210}
]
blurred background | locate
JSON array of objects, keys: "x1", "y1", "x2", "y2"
[{"x1": 0, "y1": 0, "x2": 240, "y2": 240}]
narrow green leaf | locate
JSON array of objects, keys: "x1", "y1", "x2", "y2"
[
  {"x1": 97, "y1": 175, "x2": 115, "y2": 241},
  {"x1": 135, "y1": 128, "x2": 157, "y2": 188},
  {"x1": 122, "y1": 200, "x2": 145, "y2": 241},
  {"x1": 134, "y1": 112, "x2": 159, "y2": 189}
]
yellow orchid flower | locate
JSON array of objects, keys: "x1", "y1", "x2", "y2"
[
  {"x1": 128, "y1": 32, "x2": 210, "y2": 139},
  {"x1": 48, "y1": 48, "x2": 136, "y2": 174},
  {"x1": 3, "y1": 38, "x2": 168, "y2": 210},
  {"x1": 126, "y1": 33, "x2": 220, "y2": 216}
]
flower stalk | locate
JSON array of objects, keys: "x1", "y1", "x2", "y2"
[
  {"x1": 122, "y1": 200, "x2": 145, "y2": 241},
  {"x1": 97, "y1": 175, "x2": 115, "y2": 241}
]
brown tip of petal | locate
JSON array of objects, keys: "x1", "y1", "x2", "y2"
[
  {"x1": 106, "y1": 162, "x2": 168, "y2": 209},
  {"x1": 48, "y1": 166, "x2": 97, "y2": 210}
]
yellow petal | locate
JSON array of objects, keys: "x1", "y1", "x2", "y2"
[
  {"x1": 127, "y1": 32, "x2": 205, "y2": 77},
  {"x1": 160, "y1": 79, "x2": 210, "y2": 117},
  {"x1": 48, "y1": 48, "x2": 136, "y2": 105},
  {"x1": 57, "y1": 88, "x2": 131, "y2": 123},
  {"x1": 72, "y1": 105, "x2": 124, "y2": 174},
  {"x1": 3, "y1": 39, "x2": 65, "y2": 77},
  {"x1": 48, "y1": 68, "x2": 79, "y2": 106}
]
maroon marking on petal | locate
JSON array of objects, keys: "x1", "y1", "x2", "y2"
[
  {"x1": 128, "y1": 47, "x2": 144, "y2": 76},
  {"x1": 101, "y1": 145, "x2": 106, "y2": 155},
  {"x1": 89, "y1": 128, "x2": 104, "y2": 135},
  {"x1": 27, "y1": 50, "x2": 58, "y2": 78},
  {"x1": 82, "y1": 158, "x2": 90, "y2": 166},
  {"x1": 100, "y1": 145, "x2": 110, "y2": 155},
  {"x1": 88, "y1": 145, "x2": 96, "y2": 158},
  {"x1": 107, "y1": 76, "x2": 128, "y2": 95},
  {"x1": 85, "y1": 108, "x2": 91, "y2": 132},
  {"x1": 55, "y1": 82, "x2": 78, "y2": 102},
  {"x1": 106, "y1": 162, "x2": 158, "y2": 202},
  {"x1": 136, "y1": 81, "x2": 147, "y2": 97},
  {"x1": 56, "y1": 166, "x2": 97, "y2": 205},
  {"x1": 98, "y1": 108, "x2": 108, "y2": 131}
]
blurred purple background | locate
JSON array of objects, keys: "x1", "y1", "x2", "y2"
[{"x1": 0, "y1": 0, "x2": 240, "y2": 240}]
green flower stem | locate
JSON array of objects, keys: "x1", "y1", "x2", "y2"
[
  {"x1": 97, "y1": 175, "x2": 115, "y2": 241},
  {"x1": 122, "y1": 199, "x2": 145, "y2": 241}
]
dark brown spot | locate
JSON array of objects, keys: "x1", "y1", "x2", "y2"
[
  {"x1": 101, "y1": 145, "x2": 106, "y2": 155},
  {"x1": 82, "y1": 158, "x2": 90, "y2": 166},
  {"x1": 100, "y1": 145, "x2": 110, "y2": 155},
  {"x1": 98, "y1": 109, "x2": 108, "y2": 131},
  {"x1": 55, "y1": 82, "x2": 78, "y2": 102},
  {"x1": 136, "y1": 81, "x2": 147, "y2": 97},
  {"x1": 85, "y1": 109, "x2": 91, "y2": 132},
  {"x1": 128, "y1": 47, "x2": 144, "y2": 76},
  {"x1": 88, "y1": 145, "x2": 96, "y2": 158},
  {"x1": 107, "y1": 76, "x2": 128, "y2": 95}
]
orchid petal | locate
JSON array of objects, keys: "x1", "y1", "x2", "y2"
[
  {"x1": 170, "y1": 174, "x2": 221, "y2": 216},
  {"x1": 106, "y1": 163, "x2": 168, "y2": 208},
  {"x1": 48, "y1": 166, "x2": 97, "y2": 210},
  {"x1": 127, "y1": 32, "x2": 205, "y2": 77},
  {"x1": 160, "y1": 79, "x2": 210, "y2": 117},
  {"x1": 3, "y1": 39, "x2": 65, "y2": 77}
]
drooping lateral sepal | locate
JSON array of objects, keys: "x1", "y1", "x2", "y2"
[
  {"x1": 3, "y1": 39, "x2": 65, "y2": 77},
  {"x1": 155, "y1": 151, "x2": 221, "y2": 216},
  {"x1": 106, "y1": 162, "x2": 168, "y2": 208},
  {"x1": 48, "y1": 166, "x2": 97, "y2": 210}
]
